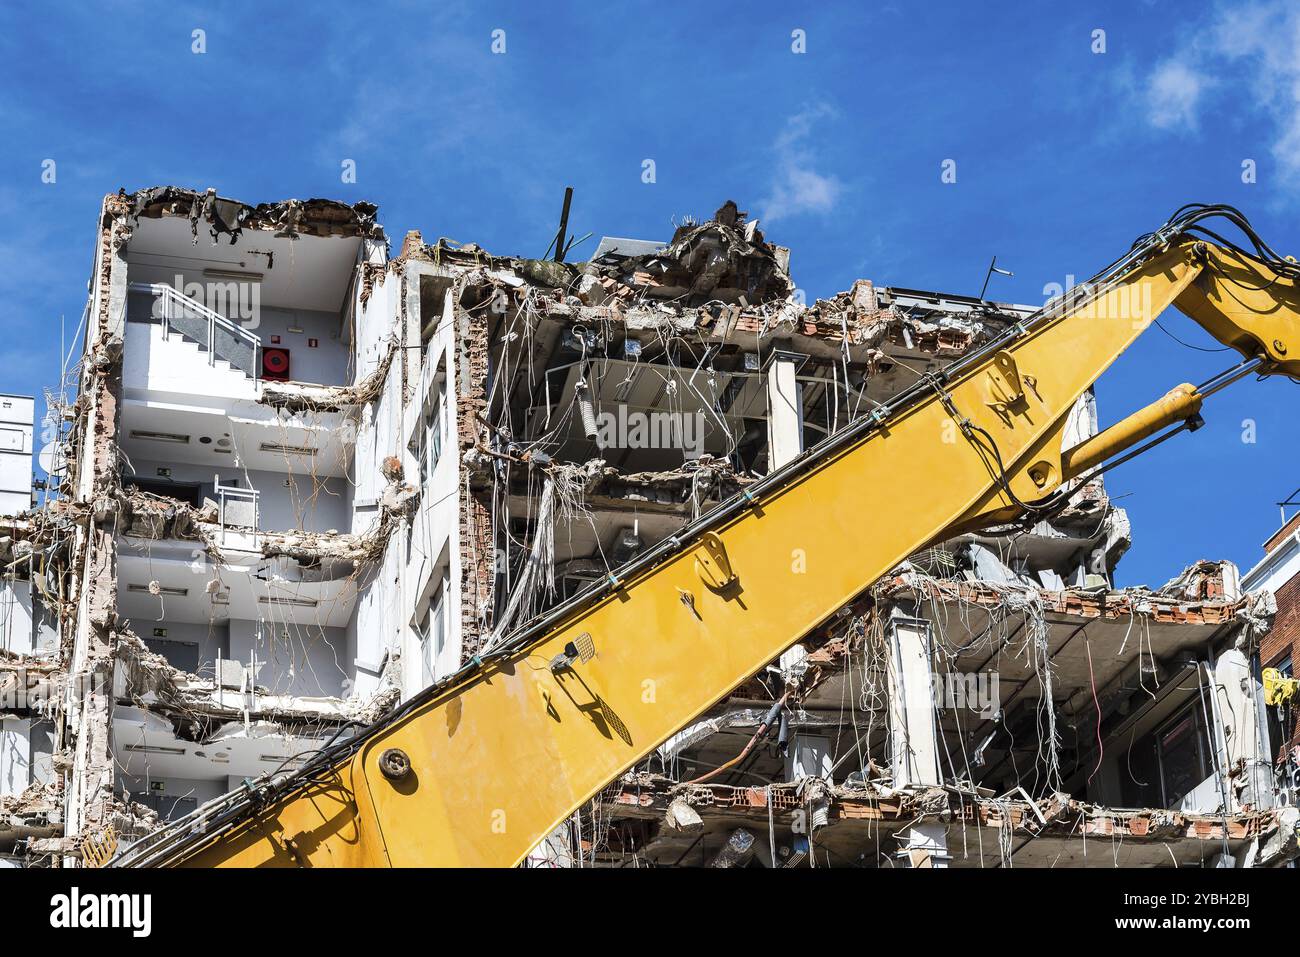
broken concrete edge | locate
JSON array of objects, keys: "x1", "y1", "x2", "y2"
[
  {"x1": 4, "y1": 483, "x2": 398, "y2": 571},
  {"x1": 481, "y1": 268, "x2": 1009, "y2": 357},
  {"x1": 257, "y1": 336, "x2": 399, "y2": 413},
  {"x1": 876, "y1": 561, "x2": 1274, "y2": 632},
  {"x1": 392, "y1": 203, "x2": 1021, "y2": 361},
  {"x1": 605, "y1": 771, "x2": 1300, "y2": 862},
  {"x1": 0, "y1": 782, "x2": 65, "y2": 855},
  {"x1": 11, "y1": 788, "x2": 162, "y2": 861},
  {"x1": 88, "y1": 475, "x2": 412, "y2": 567},
  {"x1": 487, "y1": 454, "x2": 757, "y2": 516},
  {"x1": 115, "y1": 185, "x2": 385, "y2": 244},
  {"x1": 112, "y1": 623, "x2": 397, "y2": 726},
  {"x1": 400, "y1": 203, "x2": 792, "y2": 304},
  {"x1": 721, "y1": 560, "x2": 1267, "y2": 702}
]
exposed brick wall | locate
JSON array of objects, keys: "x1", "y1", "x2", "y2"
[
  {"x1": 69, "y1": 201, "x2": 129, "y2": 838},
  {"x1": 454, "y1": 300, "x2": 495, "y2": 661},
  {"x1": 1261, "y1": 569, "x2": 1300, "y2": 759},
  {"x1": 1260, "y1": 571, "x2": 1299, "y2": 668},
  {"x1": 458, "y1": 489, "x2": 495, "y2": 659}
]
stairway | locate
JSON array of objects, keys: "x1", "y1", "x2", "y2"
[
  {"x1": 126, "y1": 284, "x2": 260, "y2": 379},
  {"x1": 124, "y1": 319, "x2": 259, "y2": 402}
]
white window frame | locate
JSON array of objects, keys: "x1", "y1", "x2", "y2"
[
  {"x1": 414, "y1": 573, "x2": 448, "y2": 688},
  {"x1": 412, "y1": 362, "x2": 447, "y2": 487}
]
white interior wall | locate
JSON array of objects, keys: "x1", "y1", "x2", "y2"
[
  {"x1": 0, "y1": 719, "x2": 47, "y2": 795},
  {"x1": 123, "y1": 320, "x2": 258, "y2": 402},
  {"x1": 227, "y1": 617, "x2": 350, "y2": 698},
  {"x1": 351, "y1": 268, "x2": 399, "y2": 512},
  {"x1": 128, "y1": 458, "x2": 350, "y2": 533},
  {"x1": 348, "y1": 273, "x2": 401, "y2": 698},
  {"x1": 141, "y1": 619, "x2": 229, "y2": 677},
  {"x1": 0, "y1": 581, "x2": 33, "y2": 656},
  {"x1": 0, "y1": 718, "x2": 31, "y2": 796},
  {"x1": 255, "y1": 306, "x2": 349, "y2": 385},
  {"x1": 118, "y1": 773, "x2": 228, "y2": 818},
  {"x1": 352, "y1": 270, "x2": 463, "y2": 701}
]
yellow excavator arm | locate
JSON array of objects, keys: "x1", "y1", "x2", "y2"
[{"x1": 114, "y1": 204, "x2": 1300, "y2": 868}]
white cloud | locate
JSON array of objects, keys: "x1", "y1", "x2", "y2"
[
  {"x1": 1145, "y1": 1, "x2": 1300, "y2": 174},
  {"x1": 759, "y1": 104, "x2": 844, "y2": 224},
  {"x1": 1207, "y1": 1, "x2": 1300, "y2": 176},
  {"x1": 1147, "y1": 61, "x2": 1208, "y2": 130}
]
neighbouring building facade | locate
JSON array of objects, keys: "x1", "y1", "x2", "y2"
[
  {"x1": 0, "y1": 187, "x2": 1296, "y2": 867},
  {"x1": 1242, "y1": 497, "x2": 1300, "y2": 807}
]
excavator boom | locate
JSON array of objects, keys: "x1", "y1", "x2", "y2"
[{"x1": 113, "y1": 204, "x2": 1300, "y2": 868}]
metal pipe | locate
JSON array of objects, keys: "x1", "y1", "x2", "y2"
[
  {"x1": 1060, "y1": 383, "x2": 1203, "y2": 480},
  {"x1": 1197, "y1": 356, "x2": 1265, "y2": 398}
]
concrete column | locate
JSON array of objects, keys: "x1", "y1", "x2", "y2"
[
  {"x1": 67, "y1": 210, "x2": 131, "y2": 850},
  {"x1": 1212, "y1": 647, "x2": 1274, "y2": 811},
  {"x1": 0, "y1": 581, "x2": 34, "y2": 656},
  {"x1": 887, "y1": 604, "x2": 941, "y2": 789},
  {"x1": 896, "y1": 821, "x2": 950, "y2": 868},
  {"x1": 0, "y1": 718, "x2": 32, "y2": 797},
  {"x1": 887, "y1": 607, "x2": 949, "y2": 873},
  {"x1": 1060, "y1": 388, "x2": 1099, "y2": 450},
  {"x1": 1220, "y1": 562, "x2": 1242, "y2": 602},
  {"x1": 766, "y1": 350, "x2": 803, "y2": 471},
  {"x1": 785, "y1": 733, "x2": 833, "y2": 782}
]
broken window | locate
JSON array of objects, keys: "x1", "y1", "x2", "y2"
[
  {"x1": 415, "y1": 576, "x2": 447, "y2": 687},
  {"x1": 135, "y1": 789, "x2": 199, "y2": 824},
  {"x1": 1123, "y1": 700, "x2": 1212, "y2": 809},
  {"x1": 122, "y1": 476, "x2": 203, "y2": 509},
  {"x1": 1266, "y1": 653, "x2": 1294, "y2": 762},
  {"x1": 412, "y1": 363, "x2": 446, "y2": 486}
]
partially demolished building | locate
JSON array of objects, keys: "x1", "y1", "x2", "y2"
[{"x1": 1, "y1": 188, "x2": 1295, "y2": 868}]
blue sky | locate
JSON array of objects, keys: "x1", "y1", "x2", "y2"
[{"x1": 0, "y1": 0, "x2": 1296, "y2": 586}]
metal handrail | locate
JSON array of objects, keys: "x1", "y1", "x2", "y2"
[
  {"x1": 128, "y1": 281, "x2": 261, "y2": 378},
  {"x1": 215, "y1": 481, "x2": 259, "y2": 547}
]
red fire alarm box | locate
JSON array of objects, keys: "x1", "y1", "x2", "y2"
[{"x1": 262, "y1": 347, "x2": 291, "y2": 381}]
